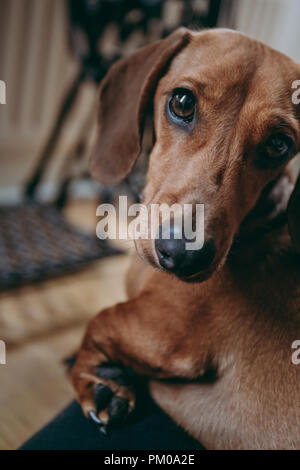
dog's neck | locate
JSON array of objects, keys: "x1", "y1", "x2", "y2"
[{"x1": 237, "y1": 173, "x2": 294, "y2": 242}]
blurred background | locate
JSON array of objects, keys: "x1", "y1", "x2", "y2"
[{"x1": 0, "y1": 0, "x2": 299, "y2": 450}]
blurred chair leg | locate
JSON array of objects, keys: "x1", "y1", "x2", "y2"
[
  {"x1": 54, "y1": 103, "x2": 97, "y2": 209},
  {"x1": 206, "y1": 0, "x2": 222, "y2": 27},
  {"x1": 25, "y1": 69, "x2": 85, "y2": 199}
]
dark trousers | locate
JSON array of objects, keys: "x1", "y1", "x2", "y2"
[{"x1": 20, "y1": 395, "x2": 203, "y2": 450}]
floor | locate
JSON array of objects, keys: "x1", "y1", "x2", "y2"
[{"x1": 0, "y1": 199, "x2": 132, "y2": 450}]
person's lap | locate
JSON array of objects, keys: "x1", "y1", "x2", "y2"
[{"x1": 20, "y1": 393, "x2": 203, "y2": 450}]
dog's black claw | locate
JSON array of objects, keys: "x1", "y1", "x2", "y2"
[
  {"x1": 98, "y1": 425, "x2": 108, "y2": 437},
  {"x1": 88, "y1": 410, "x2": 103, "y2": 426},
  {"x1": 89, "y1": 411, "x2": 108, "y2": 437},
  {"x1": 108, "y1": 396, "x2": 129, "y2": 425},
  {"x1": 94, "y1": 383, "x2": 113, "y2": 412}
]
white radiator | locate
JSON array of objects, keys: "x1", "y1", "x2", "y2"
[{"x1": 222, "y1": 0, "x2": 300, "y2": 61}]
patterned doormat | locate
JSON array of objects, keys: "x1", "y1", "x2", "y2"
[{"x1": 0, "y1": 202, "x2": 121, "y2": 291}]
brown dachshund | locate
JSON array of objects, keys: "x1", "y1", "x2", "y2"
[{"x1": 71, "y1": 28, "x2": 300, "y2": 449}]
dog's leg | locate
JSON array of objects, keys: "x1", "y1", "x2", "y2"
[{"x1": 71, "y1": 291, "x2": 212, "y2": 432}]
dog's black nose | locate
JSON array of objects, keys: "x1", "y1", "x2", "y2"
[{"x1": 155, "y1": 225, "x2": 216, "y2": 277}]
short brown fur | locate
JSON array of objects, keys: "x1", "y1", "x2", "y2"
[{"x1": 71, "y1": 29, "x2": 300, "y2": 449}]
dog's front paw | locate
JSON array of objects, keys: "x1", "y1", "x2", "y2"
[{"x1": 71, "y1": 362, "x2": 137, "y2": 435}]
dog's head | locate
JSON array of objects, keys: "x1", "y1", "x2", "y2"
[{"x1": 91, "y1": 28, "x2": 300, "y2": 281}]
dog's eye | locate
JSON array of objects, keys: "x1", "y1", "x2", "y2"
[
  {"x1": 169, "y1": 88, "x2": 195, "y2": 122},
  {"x1": 259, "y1": 133, "x2": 295, "y2": 168},
  {"x1": 266, "y1": 134, "x2": 292, "y2": 158}
]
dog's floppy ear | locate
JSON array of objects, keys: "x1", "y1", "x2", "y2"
[
  {"x1": 288, "y1": 172, "x2": 300, "y2": 251},
  {"x1": 90, "y1": 28, "x2": 191, "y2": 185}
]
